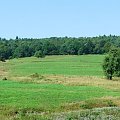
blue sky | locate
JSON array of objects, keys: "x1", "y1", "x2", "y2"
[{"x1": 0, "y1": 0, "x2": 120, "y2": 39}]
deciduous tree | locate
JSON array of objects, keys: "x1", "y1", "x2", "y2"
[{"x1": 103, "y1": 48, "x2": 120, "y2": 80}]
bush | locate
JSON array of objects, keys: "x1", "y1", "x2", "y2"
[
  {"x1": 34, "y1": 50, "x2": 45, "y2": 58},
  {"x1": 2, "y1": 77, "x2": 7, "y2": 80},
  {"x1": 30, "y1": 73, "x2": 39, "y2": 78}
]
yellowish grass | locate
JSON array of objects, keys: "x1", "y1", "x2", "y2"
[
  {"x1": 7, "y1": 74, "x2": 120, "y2": 91},
  {"x1": 59, "y1": 96, "x2": 120, "y2": 112},
  {"x1": 43, "y1": 75, "x2": 120, "y2": 90}
]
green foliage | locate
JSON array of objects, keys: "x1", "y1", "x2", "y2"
[
  {"x1": 34, "y1": 50, "x2": 45, "y2": 58},
  {"x1": 0, "y1": 35, "x2": 120, "y2": 60},
  {"x1": 103, "y1": 48, "x2": 120, "y2": 80},
  {"x1": 16, "y1": 36, "x2": 19, "y2": 40}
]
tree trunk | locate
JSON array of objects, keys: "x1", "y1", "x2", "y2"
[{"x1": 109, "y1": 75, "x2": 112, "y2": 80}]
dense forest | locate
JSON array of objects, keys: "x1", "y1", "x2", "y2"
[{"x1": 0, "y1": 35, "x2": 120, "y2": 61}]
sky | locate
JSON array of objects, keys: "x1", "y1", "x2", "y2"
[{"x1": 0, "y1": 0, "x2": 120, "y2": 39}]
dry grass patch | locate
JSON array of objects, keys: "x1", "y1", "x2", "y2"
[
  {"x1": 45, "y1": 75, "x2": 120, "y2": 90},
  {"x1": 4, "y1": 73, "x2": 120, "y2": 92},
  {"x1": 59, "y1": 96, "x2": 120, "y2": 112},
  {"x1": 8, "y1": 74, "x2": 53, "y2": 83},
  {"x1": 9, "y1": 75, "x2": 120, "y2": 91}
]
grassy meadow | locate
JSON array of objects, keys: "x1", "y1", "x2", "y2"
[
  {"x1": 8, "y1": 55, "x2": 104, "y2": 76},
  {"x1": 0, "y1": 55, "x2": 120, "y2": 120}
]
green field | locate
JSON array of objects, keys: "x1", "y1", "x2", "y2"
[
  {"x1": 0, "y1": 55, "x2": 120, "y2": 120},
  {"x1": 1, "y1": 81, "x2": 116, "y2": 109},
  {"x1": 8, "y1": 55, "x2": 104, "y2": 76}
]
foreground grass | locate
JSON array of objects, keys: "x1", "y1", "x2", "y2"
[
  {"x1": 0, "y1": 80, "x2": 120, "y2": 119},
  {"x1": 1, "y1": 80, "x2": 117, "y2": 110},
  {"x1": 52, "y1": 107, "x2": 120, "y2": 120}
]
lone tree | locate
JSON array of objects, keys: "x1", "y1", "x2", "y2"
[
  {"x1": 103, "y1": 48, "x2": 120, "y2": 80},
  {"x1": 34, "y1": 50, "x2": 45, "y2": 58}
]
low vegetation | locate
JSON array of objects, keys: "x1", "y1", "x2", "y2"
[{"x1": 0, "y1": 55, "x2": 120, "y2": 119}]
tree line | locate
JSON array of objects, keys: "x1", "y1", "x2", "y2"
[{"x1": 0, "y1": 35, "x2": 120, "y2": 61}]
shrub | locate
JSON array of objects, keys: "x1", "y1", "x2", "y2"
[
  {"x1": 2, "y1": 77, "x2": 7, "y2": 80},
  {"x1": 34, "y1": 50, "x2": 45, "y2": 58}
]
